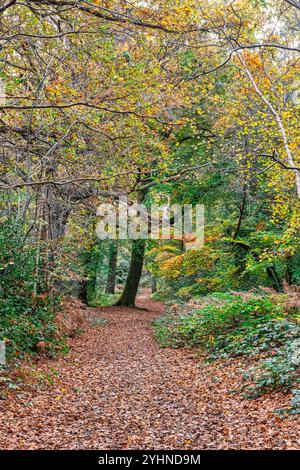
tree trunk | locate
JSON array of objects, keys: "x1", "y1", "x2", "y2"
[
  {"x1": 105, "y1": 241, "x2": 118, "y2": 294},
  {"x1": 232, "y1": 183, "x2": 247, "y2": 240},
  {"x1": 150, "y1": 275, "x2": 157, "y2": 293},
  {"x1": 49, "y1": 201, "x2": 71, "y2": 240},
  {"x1": 79, "y1": 279, "x2": 88, "y2": 304},
  {"x1": 266, "y1": 266, "x2": 284, "y2": 292},
  {"x1": 115, "y1": 239, "x2": 145, "y2": 307}
]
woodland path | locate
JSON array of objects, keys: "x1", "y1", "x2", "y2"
[{"x1": 0, "y1": 292, "x2": 298, "y2": 449}]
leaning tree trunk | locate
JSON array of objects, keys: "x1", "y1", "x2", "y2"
[
  {"x1": 150, "y1": 275, "x2": 157, "y2": 294},
  {"x1": 115, "y1": 239, "x2": 146, "y2": 307},
  {"x1": 266, "y1": 266, "x2": 284, "y2": 292},
  {"x1": 105, "y1": 240, "x2": 118, "y2": 294}
]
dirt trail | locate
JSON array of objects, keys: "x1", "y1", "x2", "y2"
[{"x1": 0, "y1": 293, "x2": 299, "y2": 449}]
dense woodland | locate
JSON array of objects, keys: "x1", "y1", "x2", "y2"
[{"x1": 0, "y1": 0, "x2": 300, "y2": 450}]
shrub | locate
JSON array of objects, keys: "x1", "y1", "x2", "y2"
[
  {"x1": 154, "y1": 295, "x2": 300, "y2": 396},
  {"x1": 154, "y1": 296, "x2": 285, "y2": 348},
  {"x1": 0, "y1": 219, "x2": 64, "y2": 360}
]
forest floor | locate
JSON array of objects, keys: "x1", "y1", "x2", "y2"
[{"x1": 0, "y1": 292, "x2": 299, "y2": 449}]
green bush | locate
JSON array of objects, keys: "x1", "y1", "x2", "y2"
[
  {"x1": 88, "y1": 292, "x2": 119, "y2": 307},
  {"x1": 154, "y1": 296, "x2": 285, "y2": 348},
  {"x1": 154, "y1": 295, "x2": 300, "y2": 396},
  {"x1": 0, "y1": 219, "x2": 64, "y2": 360},
  {"x1": 245, "y1": 352, "x2": 298, "y2": 398}
]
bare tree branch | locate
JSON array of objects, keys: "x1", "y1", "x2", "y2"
[
  {"x1": 257, "y1": 151, "x2": 300, "y2": 171},
  {"x1": 233, "y1": 42, "x2": 300, "y2": 54},
  {"x1": 26, "y1": 0, "x2": 205, "y2": 34},
  {"x1": 0, "y1": 101, "x2": 170, "y2": 123},
  {"x1": 0, "y1": 0, "x2": 17, "y2": 13},
  {"x1": 284, "y1": 0, "x2": 300, "y2": 10}
]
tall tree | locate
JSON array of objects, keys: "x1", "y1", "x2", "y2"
[{"x1": 115, "y1": 239, "x2": 146, "y2": 307}]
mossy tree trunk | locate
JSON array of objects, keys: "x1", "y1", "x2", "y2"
[
  {"x1": 115, "y1": 239, "x2": 145, "y2": 307},
  {"x1": 105, "y1": 240, "x2": 118, "y2": 294},
  {"x1": 150, "y1": 275, "x2": 157, "y2": 293},
  {"x1": 266, "y1": 266, "x2": 284, "y2": 292}
]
